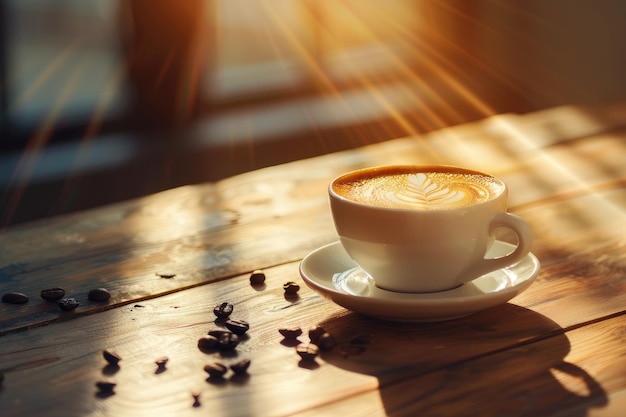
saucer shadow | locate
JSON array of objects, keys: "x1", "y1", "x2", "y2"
[{"x1": 318, "y1": 304, "x2": 607, "y2": 416}]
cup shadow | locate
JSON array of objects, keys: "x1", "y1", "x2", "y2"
[{"x1": 318, "y1": 304, "x2": 608, "y2": 416}]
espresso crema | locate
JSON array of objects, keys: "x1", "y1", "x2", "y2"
[{"x1": 333, "y1": 167, "x2": 504, "y2": 210}]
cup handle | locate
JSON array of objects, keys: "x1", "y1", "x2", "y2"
[{"x1": 464, "y1": 212, "x2": 533, "y2": 281}]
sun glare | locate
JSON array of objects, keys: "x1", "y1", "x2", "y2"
[{"x1": 2, "y1": 1, "x2": 622, "y2": 228}]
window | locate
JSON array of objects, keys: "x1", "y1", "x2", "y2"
[{"x1": 1, "y1": 0, "x2": 424, "y2": 148}]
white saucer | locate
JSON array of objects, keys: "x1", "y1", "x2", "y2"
[{"x1": 299, "y1": 241, "x2": 540, "y2": 322}]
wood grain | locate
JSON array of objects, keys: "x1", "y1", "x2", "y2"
[
  {"x1": 2, "y1": 115, "x2": 625, "y2": 334},
  {"x1": 297, "y1": 313, "x2": 626, "y2": 417},
  {"x1": 1, "y1": 103, "x2": 625, "y2": 416},
  {"x1": 1, "y1": 258, "x2": 624, "y2": 417}
]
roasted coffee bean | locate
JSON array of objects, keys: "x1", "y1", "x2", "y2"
[
  {"x1": 207, "y1": 330, "x2": 231, "y2": 338},
  {"x1": 283, "y1": 281, "x2": 300, "y2": 295},
  {"x1": 203, "y1": 363, "x2": 227, "y2": 379},
  {"x1": 317, "y1": 333, "x2": 336, "y2": 351},
  {"x1": 216, "y1": 332, "x2": 240, "y2": 351},
  {"x1": 2, "y1": 292, "x2": 29, "y2": 304},
  {"x1": 308, "y1": 325, "x2": 326, "y2": 344},
  {"x1": 296, "y1": 344, "x2": 319, "y2": 361},
  {"x1": 224, "y1": 319, "x2": 249, "y2": 335},
  {"x1": 40, "y1": 288, "x2": 65, "y2": 302},
  {"x1": 88, "y1": 288, "x2": 111, "y2": 302},
  {"x1": 192, "y1": 392, "x2": 201, "y2": 407},
  {"x1": 206, "y1": 330, "x2": 240, "y2": 351},
  {"x1": 198, "y1": 335, "x2": 219, "y2": 350},
  {"x1": 58, "y1": 297, "x2": 79, "y2": 311},
  {"x1": 213, "y1": 302, "x2": 234, "y2": 319},
  {"x1": 155, "y1": 356, "x2": 169, "y2": 369},
  {"x1": 230, "y1": 359, "x2": 251, "y2": 375},
  {"x1": 279, "y1": 327, "x2": 303, "y2": 339},
  {"x1": 95, "y1": 380, "x2": 116, "y2": 393},
  {"x1": 102, "y1": 349, "x2": 122, "y2": 366},
  {"x1": 249, "y1": 270, "x2": 266, "y2": 285}
]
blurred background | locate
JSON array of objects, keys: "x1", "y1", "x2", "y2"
[{"x1": 1, "y1": 0, "x2": 625, "y2": 227}]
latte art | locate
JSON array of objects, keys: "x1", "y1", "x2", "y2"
[
  {"x1": 333, "y1": 168, "x2": 504, "y2": 210},
  {"x1": 387, "y1": 173, "x2": 467, "y2": 209}
]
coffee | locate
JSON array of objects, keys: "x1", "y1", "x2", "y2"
[{"x1": 332, "y1": 166, "x2": 504, "y2": 210}]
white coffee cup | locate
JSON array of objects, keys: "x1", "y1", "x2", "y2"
[{"x1": 329, "y1": 165, "x2": 533, "y2": 293}]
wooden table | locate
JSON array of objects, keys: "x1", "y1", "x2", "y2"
[{"x1": 1, "y1": 103, "x2": 626, "y2": 416}]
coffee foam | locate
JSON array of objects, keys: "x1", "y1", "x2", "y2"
[{"x1": 333, "y1": 170, "x2": 504, "y2": 210}]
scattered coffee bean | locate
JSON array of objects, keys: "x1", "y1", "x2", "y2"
[
  {"x1": 296, "y1": 344, "x2": 319, "y2": 361},
  {"x1": 58, "y1": 297, "x2": 79, "y2": 311},
  {"x1": 203, "y1": 363, "x2": 228, "y2": 379},
  {"x1": 192, "y1": 392, "x2": 201, "y2": 407},
  {"x1": 230, "y1": 359, "x2": 251, "y2": 375},
  {"x1": 283, "y1": 281, "x2": 300, "y2": 295},
  {"x1": 102, "y1": 349, "x2": 122, "y2": 366},
  {"x1": 213, "y1": 302, "x2": 234, "y2": 319},
  {"x1": 216, "y1": 332, "x2": 240, "y2": 351},
  {"x1": 155, "y1": 356, "x2": 169, "y2": 369},
  {"x1": 88, "y1": 288, "x2": 111, "y2": 302},
  {"x1": 224, "y1": 319, "x2": 249, "y2": 335},
  {"x1": 95, "y1": 380, "x2": 116, "y2": 393},
  {"x1": 317, "y1": 333, "x2": 336, "y2": 351},
  {"x1": 308, "y1": 325, "x2": 326, "y2": 344},
  {"x1": 207, "y1": 330, "x2": 231, "y2": 338},
  {"x1": 279, "y1": 327, "x2": 303, "y2": 339},
  {"x1": 206, "y1": 330, "x2": 240, "y2": 350},
  {"x1": 40, "y1": 288, "x2": 65, "y2": 302},
  {"x1": 198, "y1": 335, "x2": 219, "y2": 350},
  {"x1": 249, "y1": 270, "x2": 266, "y2": 285},
  {"x1": 2, "y1": 292, "x2": 29, "y2": 304}
]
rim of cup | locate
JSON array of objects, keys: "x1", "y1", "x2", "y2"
[{"x1": 328, "y1": 164, "x2": 507, "y2": 212}]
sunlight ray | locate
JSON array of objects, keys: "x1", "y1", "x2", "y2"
[
  {"x1": 372, "y1": 5, "x2": 510, "y2": 116},
  {"x1": 176, "y1": 13, "x2": 211, "y2": 128},
  {"x1": 419, "y1": 1, "x2": 601, "y2": 108},
  {"x1": 491, "y1": 115, "x2": 626, "y2": 220},
  {"x1": 259, "y1": 2, "x2": 335, "y2": 95},
  {"x1": 421, "y1": 27, "x2": 527, "y2": 102},
  {"x1": 405, "y1": 38, "x2": 496, "y2": 117},
  {"x1": 370, "y1": 2, "x2": 499, "y2": 117},
  {"x1": 334, "y1": 1, "x2": 492, "y2": 122},
  {"x1": 319, "y1": 2, "x2": 451, "y2": 160},
  {"x1": 346, "y1": 5, "x2": 464, "y2": 120},
  {"x1": 330, "y1": 2, "x2": 450, "y2": 126},
  {"x1": 82, "y1": 64, "x2": 126, "y2": 141},
  {"x1": 10, "y1": 37, "x2": 84, "y2": 112},
  {"x1": 154, "y1": 49, "x2": 176, "y2": 91},
  {"x1": 2, "y1": 49, "x2": 95, "y2": 225},
  {"x1": 18, "y1": 52, "x2": 94, "y2": 172},
  {"x1": 255, "y1": 0, "x2": 369, "y2": 149},
  {"x1": 53, "y1": 62, "x2": 129, "y2": 210}
]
